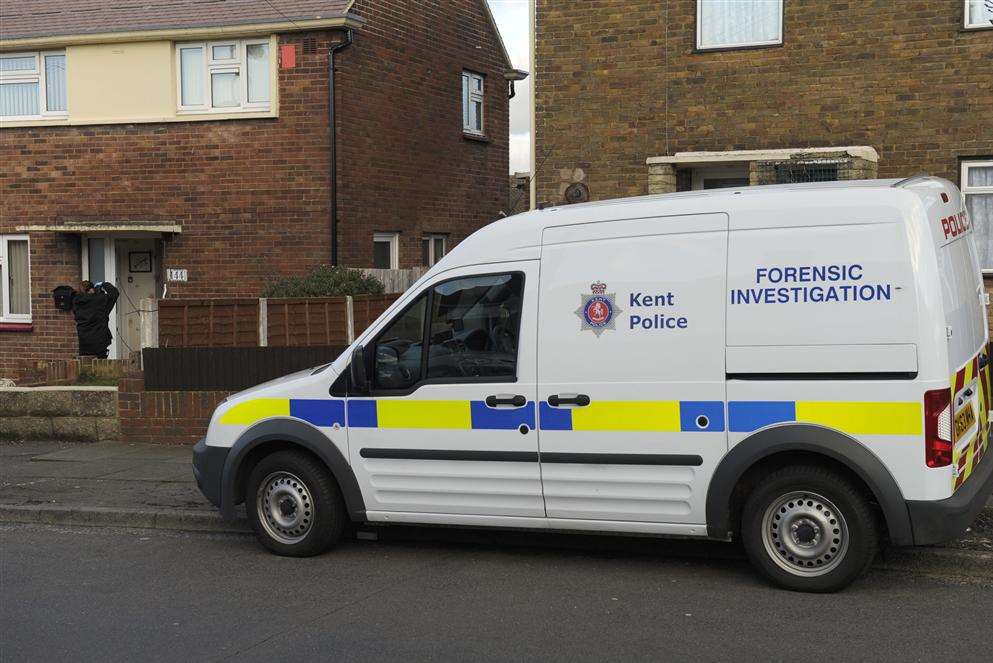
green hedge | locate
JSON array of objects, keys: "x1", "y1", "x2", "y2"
[{"x1": 261, "y1": 266, "x2": 385, "y2": 298}]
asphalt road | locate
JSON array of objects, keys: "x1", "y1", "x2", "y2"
[{"x1": 3, "y1": 523, "x2": 992, "y2": 663}]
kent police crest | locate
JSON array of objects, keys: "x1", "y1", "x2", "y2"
[{"x1": 576, "y1": 281, "x2": 621, "y2": 336}]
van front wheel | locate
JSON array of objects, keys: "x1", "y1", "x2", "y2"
[
  {"x1": 246, "y1": 449, "x2": 345, "y2": 557},
  {"x1": 741, "y1": 465, "x2": 878, "y2": 592}
]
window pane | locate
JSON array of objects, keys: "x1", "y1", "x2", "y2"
[
  {"x1": 421, "y1": 238, "x2": 431, "y2": 266},
  {"x1": 374, "y1": 296, "x2": 426, "y2": 390},
  {"x1": 211, "y1": 71, "x2": 240, "y2": 107},
  {"x1": 968, "y1": 194, "x2": 993, "y2": 270},
  {"x1": 373, "y1": 240, "x2": 392, "y2": 269},
  {"x1": 7, "y1": 240, "x2": 30, "y2": 315},
  {"x1": 699, "y1": 0, "x2": 782, "y2": 47},
  {"x1": 45, "y1": 54, "x2": 66, "y2": 112},
  {"x1": 472, "y1": 76, "x2": 483, "y2": 92},
  {"x1": 968, "y1": 0, "x2": 993, "y2": 26},
  {"x1": 246, "y1": 43, "x2": 270, "y2": 103},
  {"x1": 0, "y1": 82, "x2": 40, "y2": 117},
  {"x1": 87, "y1": 238, "x2": 106, "y2": 283},
  {"x1": 0, "y1": 56, "x2": 36, "y2": 72},
  {"x1": 433, "y1": 237, "x2": 445, "y2": 261},
  {"x1": 212, "y1": 44, "x2": 236, "y2": 60},
  {"x1": 426, "y1": 273, "x2": 523, "y2": 380},
  {"x1": 967, "y1": 166, "x2": 993, "y2": 188},
  {"x1": 470, "y1": 100, "x2": 482, "y2": 132},
  {"x1": 180, "y1": 47, "x2": 204, "y2": 106}
]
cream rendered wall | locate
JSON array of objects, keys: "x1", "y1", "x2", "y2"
[{"x1": 67, "y1": 41, "x2": 175, "y2": 123}]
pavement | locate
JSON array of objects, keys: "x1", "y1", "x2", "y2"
[
  {"x1": 1, "y1": 440, "x2": 991, "y2": 548},
  {"x1": 3, "y1": 522, "x2": 993, "y2": 662}
]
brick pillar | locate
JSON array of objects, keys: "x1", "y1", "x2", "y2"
[{"x1": 648, "y1": 163, "x2": 677, "y2": 194}]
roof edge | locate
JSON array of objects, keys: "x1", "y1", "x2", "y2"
[
  {"x1": 0, "y1": 14, "x2": 364, "y2": 50},
  {"x1": 480, "y1": 0, "x2": 516, "y2": 72}
]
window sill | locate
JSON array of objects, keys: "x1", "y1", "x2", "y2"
[
  {"x1": 961, "y1": 24, "x2": 993, "y2": 32},
  {"x1": 0, "y1": 322, "x2": 33, "y2": 332},
  {"x1": 692, "y1": 41, "x2": 784, "y2": 54},
  {"x1": 462, "y1": 132, "x2": 491, "y2": 144}
]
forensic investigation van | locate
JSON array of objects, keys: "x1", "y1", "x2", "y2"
[{"x1": 193, "y1": 176, "x2": 993, "y2": 592}]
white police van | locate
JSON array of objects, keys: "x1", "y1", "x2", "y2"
[{"x1": 194, "y1": 176, "x2": 993, "y2": 592}]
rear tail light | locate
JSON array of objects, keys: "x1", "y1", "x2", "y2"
[{"x1": 924, "y1": 388, "x2": 952, "y2": 468}]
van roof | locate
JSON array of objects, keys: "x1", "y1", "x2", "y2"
[{"x1": 441, "y1": 177, "x2": 947, "y2": 268}]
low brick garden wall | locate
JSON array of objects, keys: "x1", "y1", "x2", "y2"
[
  {"x1": 0, "y1": 386, "x2": 119, "y2": 442},
  {"x1": 118, "y1": 371, "x2": 230, "y2": 445}
]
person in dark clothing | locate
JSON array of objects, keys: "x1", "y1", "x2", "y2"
[{"x1": 72, "y1": 280, "x2": 119, "y2": 359}]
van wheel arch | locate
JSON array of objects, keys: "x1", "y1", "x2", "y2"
[
  {"x1": 706, "y1": 424, "x2": 913, "y2": 546},
  {"x1": 220, "y1": 418, "x2": 366, "y2": 522}
]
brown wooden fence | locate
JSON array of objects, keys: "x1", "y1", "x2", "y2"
[
  {"x1": 266, "y1": 298, "x2": 349, "y2": 346},
  {"x1": 157, "y1": 294, "x2": 401, "y2": 348},
  {"x1": 159, "y1": 299, "x2": 259, "y2": 348}
]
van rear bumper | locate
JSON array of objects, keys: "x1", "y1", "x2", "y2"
[{"x1": 906, "y1": 453, "x2": 993, "y2": 545}]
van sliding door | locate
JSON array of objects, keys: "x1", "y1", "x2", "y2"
[{"x1": 536, "y1": 214, "x2": 729, "y2": 526}]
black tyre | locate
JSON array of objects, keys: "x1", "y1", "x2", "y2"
[
  {"x1": 246, "y1": 449, "x2": 346, "y2": 557},
  {"x1": 741, "y1": 465, "x2": 878, "y2": 592}
]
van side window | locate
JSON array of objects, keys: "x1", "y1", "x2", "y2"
[
  {"x1": 374, "y1": 296, "x2": 426, "y2": 390},
  {"x1": 425, "y1": 273, "x2": 523, "y2": 380}
]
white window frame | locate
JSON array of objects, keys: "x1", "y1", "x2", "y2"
[
  {"x1": 695, "y1": 0, "x2": 784, "y2": 51},
  {"x1": 175, "y1": 38, "x2": 272, "y2": 113},
  {"x1": 0, "y1": 234, "x2": 32, "y2": 323},
  {"x1": 964, "y1": 0, "x2": 993, "y2": 29},
  {"x1": 373, "y1": 232, "x2": 400, "y2": 270},
  {"x1": 963, "y1": 160, "x2": 993, "y2": 273},
  {"x1": 462, "y1": 71, "x2": 485, "y2": 136},
  {"x1": 0, "y1": 50, "x2": 68, "y2": 121},
  {"x1": 422, "y1": 234, "x2": 447, "y2": 267}
]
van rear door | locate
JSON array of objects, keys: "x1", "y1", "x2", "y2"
[{"x1": 913, "y1": 178, "x2": 990, "y2": 489}]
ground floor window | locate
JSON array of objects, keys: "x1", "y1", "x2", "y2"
[
  {"x1": 0, "y1": 235, "x2": 31, "y2": 322},
  {"x1": 373, "y1": 232, "x2": 399, "y2": 269},
  {"x1": 963, "y1": 160, "x2": 993, "y2": 271},
  {"x1": 421, "y1": 234, "x2": 447, "y2": 267}
]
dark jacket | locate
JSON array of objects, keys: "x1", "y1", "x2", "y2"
[{"x1": 72, "y1": 283, "x2": 119, "y2": 356}]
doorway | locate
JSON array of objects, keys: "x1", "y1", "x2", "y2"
[{"x1": 81, "y1": 236, "x2": 160, "y2": 359}]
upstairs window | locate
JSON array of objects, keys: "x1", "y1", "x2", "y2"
[
  {"x1": 176, "y1": 39, "x2": 271, "y2": 112},
  {"x1": 965, "y1": 0, "x2": 993, "y2": 29},
  {"x1": 0, "y1": 235, "x2": 31, "y2": 323},
  {"x1": 462, "y1": 71, "x2": 485, "y2": 135},
  {"x1": 0, "y1": 51, "x2": 67, "y2": 120},
  {"x1": 697, "y1": 0, "x2": 783, "y2": 50},
  {"x1": 373, "y1": 232, "x2": 399, "y2": 269}
]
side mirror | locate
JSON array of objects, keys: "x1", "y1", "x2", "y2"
[{"x1": 350, "y1": 345, "x2": 369, "y2": 394}]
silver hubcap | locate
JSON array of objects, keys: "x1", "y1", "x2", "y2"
[
  {"x1": 256, "y1": 471, "x2": 314, "y2": 544},
  {"x1": 761, "y1": 490, "x2": 849, "y2": 577}
]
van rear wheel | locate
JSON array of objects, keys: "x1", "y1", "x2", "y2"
[
  {"x1": 741, "y1": 465, "x2": 878, "y2": 592},
  {"x1": 246, "y1": 449, "x2": 345, "y2": 557}
]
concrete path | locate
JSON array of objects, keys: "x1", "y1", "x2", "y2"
[{"x1": 0, "y1": 440, "x2": 246, "y2": 531}]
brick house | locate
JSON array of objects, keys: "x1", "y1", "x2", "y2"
[
  {"x1": 532, "y1": 1, "x2": 992, "y2": 280},
  {"x1": 0, "y1": 0, "x2": 524, "y2": 379}
]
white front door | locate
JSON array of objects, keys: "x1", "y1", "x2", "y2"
[
  {"x1": 536, "y1": 214, "x2": 729, "y2": 525},
  {"x1": 114, "y1": 239, "x2": 157, "y2": 359},
  {"x1": 348, "y1": 261, "x2": 543, "y2": 518}
]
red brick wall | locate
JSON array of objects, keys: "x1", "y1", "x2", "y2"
[
  {"x1": 534, "y1": 0, "x2": 993, "y2": 204},
  {"x1": 1, "y1": 0, "x2": 511, "y2": 382},
  {"x1": 118, "y1": 371, "x2": 230, "y2": 445}
]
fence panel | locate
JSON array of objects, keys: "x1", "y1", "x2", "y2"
[
  {"x1": 360, "y1": 267, "x2": 427, "y2": 293},
  {"x1": 143, "y1": 346, "x2": 347, "y2": 391},
  {"x1": 352, "y1": 293, "x2": 402, "y2": 336},
  {"x1": 158, "y1": 299, "x2": 259, "y2": 348},
  {"x1": 266, "y1": 298, "x2": 350, "y2": 347}
]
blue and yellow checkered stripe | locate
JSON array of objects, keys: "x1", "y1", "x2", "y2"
[{"x1": 219, "y1": 398, "x2": 921, "y2": 436}]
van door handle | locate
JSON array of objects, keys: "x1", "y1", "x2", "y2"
[
  {"x1": 485, "y1": 394, "x2": 527, "y2": 407},
  {"x1": 547, "y1": 394, "x2": 591, "y2": 407}
]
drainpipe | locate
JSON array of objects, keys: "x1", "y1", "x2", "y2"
[{"x1": 329, "y1": 29, "x2": 353, "y2": 266}]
